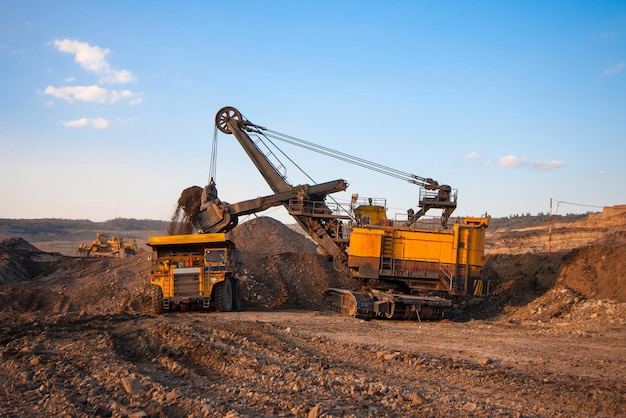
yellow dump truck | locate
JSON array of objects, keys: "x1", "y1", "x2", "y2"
[{"x1": 147, "y1": 233, "x2": 241, "y2": 313}]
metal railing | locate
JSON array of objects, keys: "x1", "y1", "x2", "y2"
[
  {"x1": 419, "y1": 188, "x2": 458, "y2": 205},
  {"x1": 391, "y1": 213, "x2": 447, "y2": 230},
  {"x1": 352, "y1": 196, "x2": 387, "y2": 207}
]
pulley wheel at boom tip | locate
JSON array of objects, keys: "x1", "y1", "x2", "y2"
[{"x1": 216, "y1": 106, "x2": 243, "y2": 134}]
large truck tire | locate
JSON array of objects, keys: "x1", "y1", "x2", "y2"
[
  {"x1": 151, "y1": 285, "x2": 164, "y2": 314},
  {"x1": 231, "y1": 278, "x2": 241, "y2": 311},
  {"x1": 212, "y1": 279, "x2": 233, "y2": 312}
]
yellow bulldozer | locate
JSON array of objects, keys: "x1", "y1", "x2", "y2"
[{"x1": 77, "y1": 233, "x2": 138, "y2": 258}]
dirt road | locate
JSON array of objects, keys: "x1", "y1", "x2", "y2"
[{"x1": 1, "y1": 310, "x2": 624, "y2": 418}]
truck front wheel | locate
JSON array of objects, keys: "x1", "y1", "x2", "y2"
[
  {"x1": 212, "y1": 279, "x2": 233, "y2": 312},
  {"x1": 151, "y1": 285, "x2": 164, "y2": 314}
]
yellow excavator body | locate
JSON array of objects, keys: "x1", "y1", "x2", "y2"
[{"x1": 348, "y1": 216, "x2": 489, "y2": 296}]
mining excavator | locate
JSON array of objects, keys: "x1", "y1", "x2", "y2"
[{"x1": 165, "y1": 106, "x2": 489, "y2": 319}]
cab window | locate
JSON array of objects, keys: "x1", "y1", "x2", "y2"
[{"x1": 205, "y1": 249, "x2": 226, "y2": 263}]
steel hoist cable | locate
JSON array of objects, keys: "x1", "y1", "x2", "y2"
[
  {"x1": 233, "y1": 111, "x2": 436, "y2": 188},
  {"x1": 209, "y1": 125, "x2": 219, "y2": 182},
  {"x1": 261, "y1": 128, "x2": 432, "y2": 186},
  {"x1": 249, "y1": 130, "x2": 355, "y2": 221}
]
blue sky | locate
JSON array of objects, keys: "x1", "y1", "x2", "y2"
[{"x1": 1, "y1": 1, "x2": 624, "y2": 223}]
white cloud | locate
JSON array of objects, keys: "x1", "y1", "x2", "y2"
[
  {"x1": 46, "y1": 39, "x2": 142, "y2": 108},
  {"x1": 529, "y1": 160, "x2": 566, "y2": 170},
  {"x1": 52, "y1": 38, "x2": 135, "y2": 84},
  {"x1": 463, "y1": 151, "x2": 481, "y2": 159},
  {"x1": 44, "y1": 84, "x2": 139, "y2": 104},
  {"x1": 499, "y1": 154, "x2": 565, "y2": 171},
  {"x1": 499, "y1": 155, "x2": 527, "y2": 168},
  {"x1": 63, "y1": 118, "x2": 89, "y2": 127},
  {"x1": 91, "y1": 118, "x2": 109, "y2": 129},
  {"x1": 109, "y1": 89, "x2": 135, "y2": 102},
  {"x1": 101, "y1": 69, "x2": 135, "y2": 84},
  {"x1": 603, "y1": 62, "x2": 625, "y2": 76},
  {"x1": 598, "y1": 169, "x2": 605, "y2": 175},
  {"x1": 45, "y1": 85, "x2": 108, "y2": 103},
  {"x1": 128, "y1": 97, "x2": 144, "y2": 106},
  {"x1": 53, "y1": 39, "x2": 110, "y2": 73},
  {"x1": 63, "y1": 117, "x2": 109, "y2": 129}
]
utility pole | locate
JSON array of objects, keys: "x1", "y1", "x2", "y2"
[{"x1": 549, "y1": 198, "x2": 552, "y2": 254}]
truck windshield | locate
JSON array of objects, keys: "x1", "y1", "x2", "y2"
[{"x1": 205, "y1": 250, "x2": 226, "y2": 263}]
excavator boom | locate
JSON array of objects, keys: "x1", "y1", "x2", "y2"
[{"x1": 210, "y1": 107, "x2": 351, "y2": 263}]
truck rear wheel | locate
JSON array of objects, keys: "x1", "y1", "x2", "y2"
[
  {"x1": 231, "y1": 278, "x2": 241, "y2": 311},
  {"x1": 212, "y1": 279, "x2": 233, "y2": 312}
]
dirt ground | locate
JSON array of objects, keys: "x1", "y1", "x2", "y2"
[{"x1": 1, "y1": 210, "x2": 625, "y2": 417}]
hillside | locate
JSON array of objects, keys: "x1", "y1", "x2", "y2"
[
  {"x1": 0, "y1": 214, "x2": 624, "y2": 417},
  {"x1": 485, "y1": 205, "x2": 626, "y2": 255}
]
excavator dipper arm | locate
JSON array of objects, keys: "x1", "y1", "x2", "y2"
[{"x1": 193, "y1": 179, "x2": 347, "y2": 234}]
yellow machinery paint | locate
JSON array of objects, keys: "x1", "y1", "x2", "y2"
[
  {"x1": 161, "y1": 106, "x2": 492, "y2": 319},
  {"x1": 147, "y1": 233, "x2": 241, "y2": 312},
  {"x1": 348, "y1": 217, "x2": 489, "y2": 296},
  {"x1": 353, "y1": 200, "x2": 387, "y2": 227}
]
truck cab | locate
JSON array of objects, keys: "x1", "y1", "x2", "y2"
[{"x1": 147, "y1": 233, "x2": 241, "y2": 313}]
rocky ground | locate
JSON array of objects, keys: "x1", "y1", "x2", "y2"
[{"x1": 0, "y1": 210, "x2": 625, "y2": 417}]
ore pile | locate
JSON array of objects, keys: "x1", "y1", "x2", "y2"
[
  {"x1": 468, "y1": 243, "x2": 626, "y2": 321},
  {"x1": 227, "y1": 217, "x2": 355, "y2": 310},
  {"x1": 0, "y1": 237, "x2": 68, "y2": 285}
]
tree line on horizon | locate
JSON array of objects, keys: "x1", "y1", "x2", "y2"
[{"x1": 0, "y1": 212, "x2": 593, "y2": 236}]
